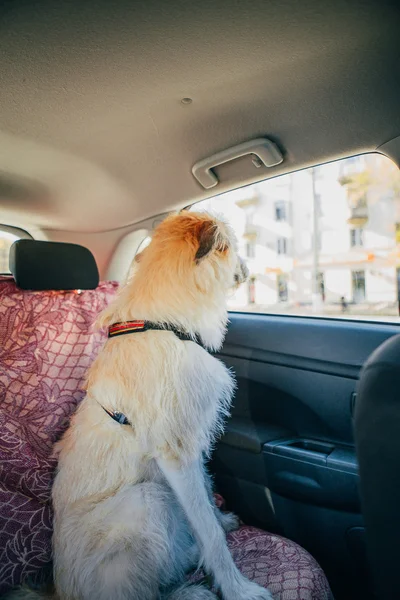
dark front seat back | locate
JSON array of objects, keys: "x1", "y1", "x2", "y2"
[
  {"x1": 9, "y1": 239, "x2": 99, "y2": 290},
  {"x1": 354, "y1": 333, "x2": 400, "y2": 600}
]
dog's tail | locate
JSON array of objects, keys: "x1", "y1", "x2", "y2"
[{"x1": 3, "y1": 584, "x2": 58, "y2": 600}]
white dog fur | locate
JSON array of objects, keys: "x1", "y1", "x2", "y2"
[{"x1": 7, "y1": 211, "x2": 273, "y2": 600}]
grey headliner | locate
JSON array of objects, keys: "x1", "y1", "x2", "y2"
[{"x1": 0, "y1": 0, "x2": 400, "y2": 237}]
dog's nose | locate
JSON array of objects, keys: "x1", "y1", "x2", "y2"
[{"x1": 234, "y1": 257, "x2": 249, "y2": 285}]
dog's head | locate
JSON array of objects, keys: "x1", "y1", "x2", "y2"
[
  {"x1": 98, "y1": 211, "x2": 247, "y2": 348},
  {"x1": 136, "y1": 211, "x2": 248, "y2": 294}
]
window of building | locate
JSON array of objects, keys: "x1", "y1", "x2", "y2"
[
  {"x1": 350, "y1": 228, "x2": 364, "y2": 248},
  {"x1": 186, "y1": 153, "x2": 400, "y2": 322},
  {"x1": 274, "y1": 201, "x2": 287, "y2": 222},
  {"x1": 276, "y1": 237, "x2": 287, "y2": 255},
  {"x1": 352, "y1": 270, "x2": 366, "y2": 303},
  {"x1": 277, "y1": 274, "x2": 288, "y2": 302},
  {"x1": 246, "y1": 242, "x2": 256, "y2": 259}
]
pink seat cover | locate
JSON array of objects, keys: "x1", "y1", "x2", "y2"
[
  {"x1": 0, "y1": 277, "x2": 118, "y2": 593},
  {"x1": 226, "y1": 526, "x2": 333, "y2": 599},
  {"x1": 0, "y1": 278, "x2": 333, "y2": 598}
]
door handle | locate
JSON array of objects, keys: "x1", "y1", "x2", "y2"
[
  {"x1": 192, "y1": 138, "x2": 283, "y2": 189},
  {"x1": 264, "y1": 438, "x2": 334, "y2": 466}
]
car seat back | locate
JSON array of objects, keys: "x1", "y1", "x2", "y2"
[{"x1": 0, "y1": 241, "x2": 118, "y2": 594}]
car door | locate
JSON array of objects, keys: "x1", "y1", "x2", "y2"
[
  {"x1": 189, "y1": 152, "x2": 400, "y2": 600},
  {"x1": 211, "y1": 314, "x2": 398, "y2": 600}
]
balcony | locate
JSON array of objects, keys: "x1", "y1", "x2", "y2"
[
  {"x1": 347, "y1": 206, "x2": 368, "y2": 227},
  {"x1": 235, "y1": 194, "x2": 260, "y2": 209},
  {"x1": 243, "y1": 231, "x2": 257, "y2": 242}
]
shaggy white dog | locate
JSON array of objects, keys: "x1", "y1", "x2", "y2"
[{"x1": 9, "y1": 212, "x2": 273, "y2": 600}]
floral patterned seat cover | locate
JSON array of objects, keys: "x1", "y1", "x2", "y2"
[{"x1": 0, "y1": 276, "x2": 333, "y2": 599}]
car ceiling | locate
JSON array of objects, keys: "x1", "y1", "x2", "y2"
[{"x1": 0, "y1": 0, "x2": 400, "y2": 237}]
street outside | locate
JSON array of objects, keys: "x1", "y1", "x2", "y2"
[{"x1": 231, "y1": 302, "x2": 400, "y2": 322}]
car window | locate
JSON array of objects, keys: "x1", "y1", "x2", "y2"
[
  {"x1": 0, "y1": 228, "x2": 23, "y2": 274},
  {"x1": 192, "y1": 153, "x2": 400, "y2": 322},
  {"x1": 136, "y1": 236, "x2": 152, "y2": 255}
]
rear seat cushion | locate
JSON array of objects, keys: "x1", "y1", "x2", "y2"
[
  {"x1": 0, "y1": 277, "x2": 118, "y2": 594},
  {"x1": 190, "y1": 527, "x2": 333, "y2": 600},
  {"x1": 190, "y1": 495, "x2": 334, "y2": 600},
  {"x1": 225, "y1": 526, "x2": 333, "y2": 600},
  {"x1": 0, "y1": 277, "x2": 332, "y2": 599}
]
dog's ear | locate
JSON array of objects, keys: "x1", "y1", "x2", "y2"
[
  {"x1": 195, "y1": 221, "x2": 217, "y2": 262},
  {"x1": 134, "y1": 250, "x2": 144, "y2": 263},
  {"x1": 195, "y1": 220, "x2": 227, "y2": 262}
]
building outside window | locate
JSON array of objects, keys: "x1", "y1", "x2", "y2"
[{"x1": 191, "y1": 153, "x2": 400, "y2": 320}]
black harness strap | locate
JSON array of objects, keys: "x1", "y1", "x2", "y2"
[{"x1": 101, "y1": 320, "x2": 205, "y2": 427}]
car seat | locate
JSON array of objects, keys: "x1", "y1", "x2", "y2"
[{"x1": 0, "y1": 240, "x2": 332, "y2": 599}]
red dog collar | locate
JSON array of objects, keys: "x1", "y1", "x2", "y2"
[
  {"x1": 108, "y1": 320, "x2": 146, "y2": 337},
  {"x1": 108, "y1": 320, "x2": 205, "y2": 349}
]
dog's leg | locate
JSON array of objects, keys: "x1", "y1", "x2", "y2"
[
  {"x1": 158, "y1": 458, "x2": 273, "y2": 600},
  {"x1": 54, "y1": 482, "x2": 197, "y2": 600}
]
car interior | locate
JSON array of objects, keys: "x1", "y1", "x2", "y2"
[{"x1": 1, "y1": 1, "x2": 400, "y2": 599}]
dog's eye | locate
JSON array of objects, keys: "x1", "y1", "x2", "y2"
[{"x1": 217, "y1": 242, "x2": 229, "y2": 254}]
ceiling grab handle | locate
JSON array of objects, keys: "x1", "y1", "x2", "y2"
[{"x1": 192, "y1": 137, "x2": 283, "y2": 189}]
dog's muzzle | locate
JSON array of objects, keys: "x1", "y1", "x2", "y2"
[{"x1": 234, "y1": 256, "x2": 249, "y2": 285}]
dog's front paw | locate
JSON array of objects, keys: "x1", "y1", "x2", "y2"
[
  {"x1": 222, "y1": 578, "x2": 274, "y2": 600},
  {"x1": 219, "y1": 511, "x2": 240, "y2": 533}
]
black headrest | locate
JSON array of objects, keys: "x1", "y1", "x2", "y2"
[{"x1": 9, "y1": 240, "x2": 99, "y2": 291}]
